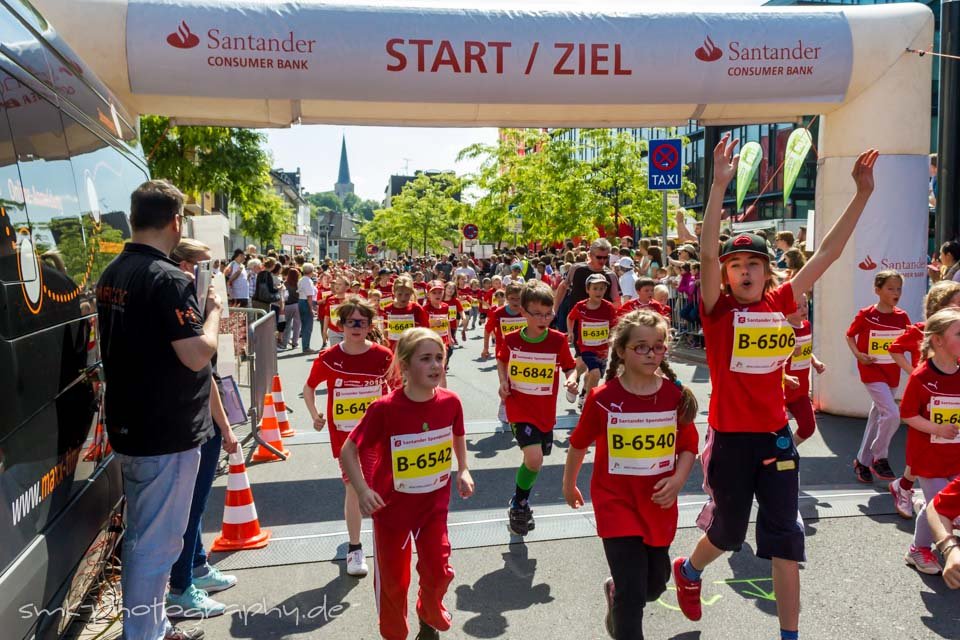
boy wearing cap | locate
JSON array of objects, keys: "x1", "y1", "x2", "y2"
[
  {"x1": 617, "y1": 255, "x2": 638, "y2": 301},
  {"x1": 566, "y1": 273, "x2": 617, "y2": 411}
]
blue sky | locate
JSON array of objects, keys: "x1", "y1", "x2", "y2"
[{"x1": 260, "y1": 0, "x2": 770, "y2": 203}]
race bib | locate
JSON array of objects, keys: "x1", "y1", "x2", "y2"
[
  {"x1": 448, "y1": 306, "x2": 458, "y2": 320},
  {"x1": 868, "y1": 329, "x2": 902, "y2": 365},
  {"x1": 379, "y1": 296, "x2": 393, "y2": 310},
  {"x1": 500, "y1": 316, "x2": 526, "y2": 335},
  {"x1": 580, "y1": 320, "x2": 610, "y2": 347},
  {"x1": 320, "y1": 290, "x2": 332, "y2": 300},
  {"x1": 331, "y1": 385, "x2": 382, "y2": 431},
  {"x1": 607, "y1": 410, "x2": 677, "y2": 476},
  {"x1": 508, "y1": 350, "x2": 556, "y2": 395},
  {"x1": 791, "y1": 333, "x2": 812, "y2": 371},
  {"x1": 429, "y1": 313, "x2": 450, "y2": 336},
  {"x1": 930, "y1": 396, "x2": 960, "y2": 444},
  {"x1": 387, "y1": 313, "x2": 415, "y2": 341},
  {"x1": 391, "y1": 426, "x2": 453, "y2": 494},
  {"x1": 328, "y1": 304, "x2": 342, "y2": 328},
  {"x1": 730, "y1": 311, "x2": 796, "y2": 374}
]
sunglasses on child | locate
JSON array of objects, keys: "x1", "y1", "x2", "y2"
[
  {"x1": 344, "y1": 318, "x2": 369, "y2": 328},
  {"x1": 629, "y1": 344, "x2": 667, "y2": 355}
]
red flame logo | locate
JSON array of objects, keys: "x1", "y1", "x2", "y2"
[
  {"x1": 733, "y1": 234, "x2": 752, "y2": 246},
  {"x1": 858, "y1": 255, "x2": 877, "y2": 270},
  {"x1": 695, "y1": 36, "x2": 723, "y2": 62},
  {"x1": 166, "y1": 21, "x2": 200, "y2": 49}
]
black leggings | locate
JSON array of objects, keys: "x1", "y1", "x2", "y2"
[{"x1": 602, "y1": 537, "x2": 671, "y2": 640}]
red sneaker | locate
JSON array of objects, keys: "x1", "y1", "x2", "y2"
[{"x1": 672, "y1": 557, "x2": 702, "y2": 621}]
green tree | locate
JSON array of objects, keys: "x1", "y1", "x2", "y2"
[
  {"x1": 45, "y1": 217, "x2": 126, "y2": 287},
  {"x1": 140, "y1": 116, "x2": 271, "y2": 212},
  {"x1": 239, "y1": 190, "x2": 295, "y2": 247},
  {"x1": 361, "y1": 173, "x2": 463, "y2": 256}
]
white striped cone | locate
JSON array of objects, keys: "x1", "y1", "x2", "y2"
[
  {"x1": 211, "y1": 451, "x2": 271, "y2": 551},
  {"x1": 252, "y1": 394, "x2": 290, "y2": 462},
  {"x1": 272, "y1": 375, "x2": 295, "y2": 437}
]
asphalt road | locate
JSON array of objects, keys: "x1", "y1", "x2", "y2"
[{"x1": 177, "y1": 318, "x2": 960, "y2": 639}]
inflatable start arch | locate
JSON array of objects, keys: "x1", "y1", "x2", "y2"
[{"x1": 31, "y1": 0, "x2": 934, "y2": 417}]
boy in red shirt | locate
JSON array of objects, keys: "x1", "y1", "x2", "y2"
[
  {"x1": 481, "y1": 282, "x2": 526, "y2": 359},
  {"x1": 618, "y1": 277, "x2": 670, "y2": 319},
  {"x1": 497, "y1": 283, "x2": 578, "y2": 535},
  {"x1": 424, "y1": 280, "x2": 453, "y2": 385},
  {"x1": 566, "y1": 273, "x2": 618, "y2": 410},
  {"x1": 383, "y1": 276, "x2": 429, "y2": 351}
]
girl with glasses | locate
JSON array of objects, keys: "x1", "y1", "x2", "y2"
[
  {"x1": 563, "y1": 309, "x2": 698, "y2": 640},
  {"x1": 303, "y1": 296, "x2": 394, "y2": 579}
]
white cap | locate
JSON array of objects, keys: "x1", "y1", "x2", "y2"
[{"x1": 617, "y1": 256, "x2": 634, "y2": 269}]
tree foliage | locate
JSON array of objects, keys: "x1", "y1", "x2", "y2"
[
  {"x1": 361, "y1": 173, "x2": 464, "y2": 256},
  {"x1": 238, "y1": 189, "x2": 295, "y2": 248}
]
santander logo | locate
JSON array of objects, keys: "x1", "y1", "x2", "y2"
[
  {"x1": 858, "y1": 255, "x2": 877, "y2": 270},
  {"x1": 167, "y1": 21, "x2": 200, "y2": 49},
  {"x1": 695, "y1": 36, "x2": 724, "y2": 62}
]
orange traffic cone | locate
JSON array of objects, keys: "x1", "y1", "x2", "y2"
[
  {"x1": 211, "y1": 450, "x2": 271, "y2": 551},
  {"x1": 251, "y1": 394, "x2": 290, "y2": 462},
  {"x1": 273, "y1": 375, "x2": 295, "y2": 438}
]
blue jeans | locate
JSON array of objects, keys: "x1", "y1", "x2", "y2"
[
  {"x1": 169, "y1": 431, "x2": 221, "y2": 592},
  {"x1": 117, "y1": 447, "x2": 201, "y2": 640},
  {"x1": 298, "y1": 300, "x2": 314, "y2": 351}
]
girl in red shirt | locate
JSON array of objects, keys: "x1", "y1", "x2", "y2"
[
  {"x1": 887, "y1": 280, "x2": 960, "y2": 518},
  {"x1": 672, "y1": 135, "x2": 878, "y2": 640},
  {"x1": 899, "y1": 308, "x2": 960, "y2": 575},
  {"x1": 320, "y1": 275, "x2": 349, "y2": 348},
  {"x1": 383, "y1": 276, "x2": 429, "y2": 351},
  {"x1": 455, "y1": 274, "x2": 473, "y2": 342},
  {"x1": 340, "y1": 328, "x2": 475, "y2": 640},
  {"x1": 845, "y1": 270, "x2": 911, "y2": 484},
  {"x1": 563, "y1": 310, "x2": 698, "y2": 639},
  {"x1": 442, "y1": 281, "x2": 464, "y2": 346},
  {"x1": 424, "y1": 280, "x2": 453, "y2": 387},
  {"x1": 303, "y1": 297, "x2": 393, "y2": 578}
]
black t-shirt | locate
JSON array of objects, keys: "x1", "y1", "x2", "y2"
[
  {"x1": 567, "y1": 263, "x2": 617, "y2": 305},
  {"x1": 96, "y1": 243, "x2": 214, "y2": 456}
]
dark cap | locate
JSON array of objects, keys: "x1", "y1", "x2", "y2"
[
  {"x1": 720, "y1": 233, "x2": 770, "y2": 262},
  {"x1": 377, "y1": 268, "x2": 392, "y2": 276},
  {"x1": 586, "y1": 273, "x2": 609, "y2": 287}
]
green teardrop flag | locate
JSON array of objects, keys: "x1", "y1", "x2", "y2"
[
  {"x1": 783, "y1": 128, "x2": 813, "y2": 205},
  {"x1": 736, "y1": 142, "x2": 763, "y2": 212}
]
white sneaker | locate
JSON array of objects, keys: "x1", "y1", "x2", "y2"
[
  {"x1": 346, "y1": 549, "x2": 368, "y2": 577},
  {"x1": 565, "y1": 387, "x2": 578, "y2": 404},
  {"x1": 888, "y1": 479, "x2": 914, "y2": 520}
]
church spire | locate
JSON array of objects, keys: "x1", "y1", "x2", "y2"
[{"x1": 334, "y1": 135, "x2": 354, "y2": 200}]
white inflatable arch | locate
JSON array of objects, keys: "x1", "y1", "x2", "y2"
[{"x1": 32, "y1": 0, "x2": 934, "y2": 417}]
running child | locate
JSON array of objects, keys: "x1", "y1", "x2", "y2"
[
  {"x1": 383, "y1": 276, "x2": 429, "y2": 351},
  {"x1": 497, "y1": 282, "x2": 578, "y2": 535},
  {"x1": 898, "y1": 308, "x2": 960, "y2": 575},
  {"x1": 320, "y1": 275, "x2": 349, "y2": 348},
  {"x1": 424, "y1": 280, "x2": 453, "y2": 386},
  {"x1": 303, "y1": 297, "x2": 393, "y2": 578},
  {"x1": 468, "y1": 277, "x2": 482, "y2": 330},
  {"x1": 455, "y1": 274, "x2": 473, "y2": 341},
  {"x1": 566, "y1": 273, "x2": 618, "y2": 411},
  {"x1": 340, "y1": 328, "x2": 474, "y2": 640},
  {"x1": 442, "y1": 282, "x2": 464, "y2": 346},
  {"x1": 782, "y1": 293, "x2": 826, "y2": 447},
  {"x1": 618, "y1": 277, "x2": 670, "y2": 320},
  {"x1": 481, "y1": 283, "x2": 526, "y2": 359},
  {"x1": 563, "y1": 310, "x2": 699, "y2": 640},
  {"x1": 846, "y1": 270, "x2": 911, "y2": 483},
  {"x1": 887, "y1": 281, "x2": 960, "y2": 517},
  {"x1": 672, "y1": 134, "x2": 878, "y2": 640},
  {"x1": 479, "y1": 277, "x2": 494, "y2": 322}
]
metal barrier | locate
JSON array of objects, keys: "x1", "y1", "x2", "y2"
[{"x1": 670, "y1": 289, "x2": 704, "y2": 349}]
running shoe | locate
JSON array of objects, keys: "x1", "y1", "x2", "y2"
[
  {"x1": 870, "y1": 458, "x2": 896, "y2": 481},
  {"x1": 165, "y1": 585, "x2": 226, "y2": 619},
  {"x1": 905, "y1": 545, "x2": 942, "y2": 575},
  {"x1": 507, "y1": 501, "x2": 534, "y2": 536},
  {"x1": 888, "y1": 479, "x2": 914, "y2": 520},
  {"x1": 346, "y1": 549, "x2": 369, "y2": 577},
  {"x1": 165, "y1": 626, "x2": 204, "y2": 640},
  {"x1": 672, "y1": 557, "x2": 702, "y2": 621},
  {"x1": 192, "y1": 566, "x2": 237, "y2": 594},
  {"x1": 853, "y1": 459, "x2": 873, "y2": 484},
  {"x1": 415, "y1": 619, "x2": 440, "y2": 640},
  {"x1": 565, "y1": 385, "x2": 578, "y2": 404},
  {"x1": 577, "y1": 390, "x2": 586, "y2": 412},
  {"x1": 602, "y1": 577, "x2": 616, "y2": 638}
]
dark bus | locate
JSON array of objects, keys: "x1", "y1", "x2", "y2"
[{"x1": 0, "y1": 1, "x2": 148, "y2": 638}]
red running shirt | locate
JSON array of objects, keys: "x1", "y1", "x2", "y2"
[
  {"x1": 784, "y1": 320, "x2": 812, "y2": 403},
  {"x1": 888, "y1": 321, "x2": 924, "y2": 368},
  {"x1": 306, "y1": 343, "x2": 393, "y2": 457},
  {"x1": 931, "y1": 475, "x2": 960, "y2": 521},
  {"x1": 900, "y1": 360, "x2": 960, "y2": 478},
  {"x1": 320, "y1": 295, "x2": 346, "y2": 330},
  {"x1": 496, "y1": 328, "x2": 576, "y2": 433},
  {"x1": 617, "y1": 298, "x2": 671, "y2": 319},
  {"x1": 383, "y1": 302, "x2": 429, "y2": 349},
  {"x1": 569, "y1": 378, "x2": 699, "y2": 544},
  {"x1": 349, "y1": 387, "x2": 465, "y2": 508},
  {"x1": 566, "y1": 299, "x2": 617, "y2": 357},
  {"x1": 424, "y1": 302, "x2": 452, "y2": 346},
  {"x1": 700, "y1": 282, "x2": 798, "y2": 433},
  {"x1": 485, "y1": 305, "x2": 527, "y2": 344},
  {"x1": 846, "y1": 305, "x2": 911, "y2": 387}
]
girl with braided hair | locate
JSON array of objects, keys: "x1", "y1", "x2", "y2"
[{"x1": 563, "y1": 309, "x2": 699, "y2": 640}]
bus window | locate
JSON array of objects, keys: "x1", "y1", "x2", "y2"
[{"x1": 0, "y1": 5, "x2": 51, "y2": 87}]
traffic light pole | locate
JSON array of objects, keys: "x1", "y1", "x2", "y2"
[{"x1": 937, "y1": 0, "x2": 960, "y2": 246}]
